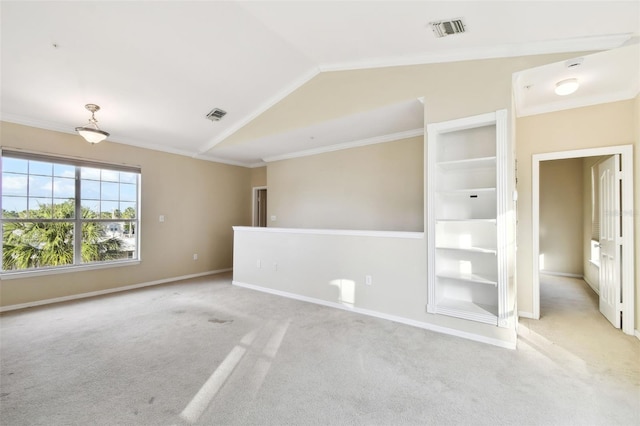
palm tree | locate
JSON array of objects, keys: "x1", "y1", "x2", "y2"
[{"x1": 2, "y1": 200, "x2": 124, "y2": 271}]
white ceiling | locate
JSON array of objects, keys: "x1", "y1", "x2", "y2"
[{"x1": 1, "y1": 1, "x2": 639, "y2": 167}]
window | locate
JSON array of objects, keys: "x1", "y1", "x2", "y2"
[{"x1": 1, "y1": 150, "x2": 140, "y2": 273}]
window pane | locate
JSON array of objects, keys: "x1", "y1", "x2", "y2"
[
  {"x1": 29, "y1": 175, "x2": 52, "y2": 197},
  {"x1": 29, "y1": 198, "x2": 52, "y2": 218},
  {"x1": 100, "y1": 201, "x2": 118, "y2": 218},
  {"x1": 2, "y1": 154, "x2": 140, "y2": 272},
  {"x1": 81, "y1": 180, "x2": 100, "y2": 199},
  {"x1": 2, "y1": 157, "x2": 28, "y2": 174},
  {"x1": 101, "y1": 182, "x2": 119, "y2": 200},
  {"x1": 53, "y1": 199, "x2": 75, "y2": 219},
  {"x1": 81, "y1": 167, "x2": 100, "y2": 180},
  {"x1": 81, "y1": 222, "x2": 132, "y2": 263},
  {"x1": 121, "y1": 202, "x2": 136, "y2": 218},
  {"x1": 2, "y1": 173, "x2": 28, "y2": 196},
  {"x1": 2, "y1": 221, "x2": 74, "y2": 270},
  {"x1": 101, "y1": 169, "x2": 119, "y2": 182},
  {"x1": 54, "y1": 164, "x2": 75, "y2": 178},
  {"x1": 54, "y1": 177, "x2": 75, "y2": 199},
  {"x1": 2, "y1": 196, "x2": 27, "y2": 218},
  {"x1": 120, "y1": 183, "x2": 136, "y2": 202},
  {"x1": 81, "y1": 200, "x2": 99, "y2": 218},
  {"x1": 29, "y1": 161, "x2": 53, "y2": 176},
  {"x1": 120, "y1": 172, "x2": 137, "y2": 184}
]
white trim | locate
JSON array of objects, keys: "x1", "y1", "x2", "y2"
[
  {"x1": 539, "y1": 271, "x2": 583, "y2": 278},
  {"x1": 232, "y1": 226, "x2": 424, "y2": 239},
  {"x1": 197, "y1": 67, "x2": 321, "y2": 154},
  {"x1": 0, "y1": 115, "x2": 255, "y2": 168},
  {"x1": 1, "y1": 260, "x2": 141, "y2": 280},
  {"x1": 635, "y1": 330, "x2": 640, "y2": 341},
  {"x1": 0, "y1": 268, "x2": 232, "y2": 313},
  {"x1": 532, "y1": 144, "x2": 635, "y2": 335},
  {"x1": 518, "y1": 311, "x2": 535, "y2": 319},
  {"x1": 319, "y1": 34, "x2": 632, "y2": 72},
  {"x1": 583, "y1": 275, "x2": 600, "y2": 296},
  {"x1": 262, "y1": 128, "x2": 423, "y2": 163},
  {"x1": 232, "y1": 281, "x2": 516, "y2": 350}
]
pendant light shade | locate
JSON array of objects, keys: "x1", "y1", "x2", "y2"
[{"x1": 75, "y1": 104, "x2": 109, "y2": 143}]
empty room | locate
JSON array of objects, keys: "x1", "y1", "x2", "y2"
[{"x1": 1, "y1": 1, "x2": 638, "y2": 425}]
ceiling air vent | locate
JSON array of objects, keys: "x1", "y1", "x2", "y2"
[
  {"x1": 430, "y1": 18, "x2": 466, "y2": 38},
  {"x1": 206, "y1": 108, "x2": 227, "y2": 121}
]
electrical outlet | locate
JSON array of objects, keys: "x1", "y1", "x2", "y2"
[
  {"x1": 257, "y1": 259, "x2": 261, "y2": 268},
  {"x1": 193, "y1": 253, "x2": 198, "y2": 261},
  {"x1": 365, "y1": 275, "x2": 372, "y2": 285},
  {"x1": 273, "y1": 263, "x2": 278, "y2": 271}
]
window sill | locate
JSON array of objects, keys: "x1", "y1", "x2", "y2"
[
  {"x1": 588, "y1": 260, "x2": 600, "y2": 268},
  {"x1": 0, "y1": 260, "x2": 140, "y2": 280}
]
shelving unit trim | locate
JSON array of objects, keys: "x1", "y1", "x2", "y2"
[
  {"x1": 436, "y1": 271, "x2": 498, "y2": 286},
  {"x1": 437, "y1": 156, "x2": 496, "y2": 171},
  {"x1": 436, "y1": 246, "x2": 497, "y2": 255}
]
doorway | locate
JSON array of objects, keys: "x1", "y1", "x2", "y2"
[
  {"x1": 252, "y1": 187, "x2": 267, "y2": 227},
  {"x1": 532, "y1": 145, "x2": 634, "y2": 335}
]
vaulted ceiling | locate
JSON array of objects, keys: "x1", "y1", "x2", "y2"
[{"x1": 1, "y1": 1, "x2": 638, "y2": 167}]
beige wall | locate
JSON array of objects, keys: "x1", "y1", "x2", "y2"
[
  {"x1": 515, "y1": 100, "x2": 638, "y2": 322},
  {"x1": 250, "y1": 166, "x2": 267, "y2": 188},
  {"x1": 0, "y1": 122, "x2": 252, "y2": 307},
  {"x1": 267, "y1": 136, "x2": 424, "y2": 231},
  {"x1": 539, "y1": 158, "x2": 583, "y2": 276}
]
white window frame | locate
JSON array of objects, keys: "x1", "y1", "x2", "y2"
[{"x1": 1, "y1": 149, "x2": 141, "y2": 278}]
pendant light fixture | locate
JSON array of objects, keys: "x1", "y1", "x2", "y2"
[{"x1": 75, "y1": 104, "x2": 110, "y2": 143}]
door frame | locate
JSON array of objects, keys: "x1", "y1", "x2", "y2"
[
  {"x1": 252, "y1": 186, "x2": 267, "y2": 227},
  {"x1": 532, "y1": 144, "x2": 634, "y2": 335}
]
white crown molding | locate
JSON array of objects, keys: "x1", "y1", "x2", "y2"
[
  {"x1": 263, "y1": 128, "x2": 424, "y2": 163},
  {"x1": 193, "y1": 153, "x2": 265, "y2": 168},
  {"x1": 1, "y1": 112, "x2": 197, "y2": 157},
  {"x1": 319, "y1": 34, "x2": 633, "y2": 72},
  {"x1": 0, "y1": 114, "x2": 257, "y2": 168},
  {"x1": 198, "y1": 66, "x2": 321, "y2": 155},
  {"x1": 516, "y1": 88, "x2": 639, "y2": 117}
]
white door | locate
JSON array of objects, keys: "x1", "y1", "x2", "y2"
[{"x1": 598, "y1": 155, "x2": 621, "y2": 328}]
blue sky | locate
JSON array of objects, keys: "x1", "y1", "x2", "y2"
[{"x1": 2, "y1": 157, "x2": 137, "y2": 216}]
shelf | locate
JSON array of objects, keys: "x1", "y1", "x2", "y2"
[
  {"x1": 436, "y1": 271, "x2": 497, "y2": 286},
  {"x1": 436, "y1": 218, "x2": 496, "y2": 224},
  {"x1": 437, "y1": 156, "x2": 496, "y2": 171},
  {"x1": 436, "y1": 246, "x2": 497, "y2": 255},
  {"x1": 435, "y1": 298, "x2": 498, "y2": 325},
  {"x1": 437, "y1": 187, "x2": 496, "y2": 196}
]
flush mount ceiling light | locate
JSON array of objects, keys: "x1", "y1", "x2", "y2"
[
  {"x1": 75, "y1": 104, "x2": 110, "y2": 143},
  {"x1": 554, "y1": 78, "x2": 579, "y2": 96}
]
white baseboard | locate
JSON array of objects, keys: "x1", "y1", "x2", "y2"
[
  {"x1": 583, "y1": 275, "x2": 600, "y2": 295},
  {"x1": 518, "y1": 311, "x2": 535, "y2": 319},
  {"x1": 0, "y1": 268, "x2": 232, "y2": 313},
  {"x1": 635, "y1": 330, "x2": 640, "y2": 341},
  {"x1": 539, "y1": 270, "x2": 583, "y2": 278},
  {"x1": 232, "y1": 281, "x2": 516, "y2": 350}
]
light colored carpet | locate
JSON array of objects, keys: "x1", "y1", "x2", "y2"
[{"x1": 0, "y1": 272, "x2": 638, "y2": 425}]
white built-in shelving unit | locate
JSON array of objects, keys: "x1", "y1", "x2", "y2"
[{"x1": 427, "y1": 110, "x2": 511, "y2": 327}]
